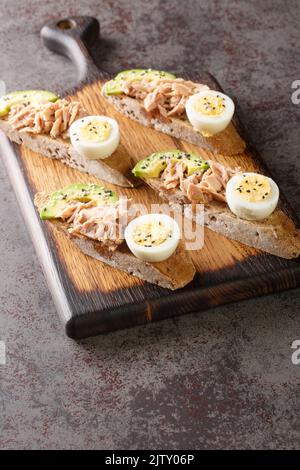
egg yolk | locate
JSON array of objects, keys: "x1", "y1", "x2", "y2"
[
  {"x1": 133, "y1": 221, "x2": 171, "y2": 247},
  {"x1": 235, "y1": 174, "x2": 271, "y2": 202},
  {"x1": 194, "y1": 94, "x2": 226, "y2": 116},
  {"x1": 79, "y1": 120, "x2": 111, "y2": 142}
]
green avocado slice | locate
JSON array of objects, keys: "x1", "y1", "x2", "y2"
[
  {"x1": 104, "y1": 69, "x2": 176, "y2": 96},
  {"x1": 0, "y1": 90, "x2": 59, "y2": 118},
  {"x1": 40, "y1": 183, "x2": 118, "y2": 220},
  {"x1": 132, "y1": 150, "x2": 210, "y2": 179}
]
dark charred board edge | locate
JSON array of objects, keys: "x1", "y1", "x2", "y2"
[
  {"x1": 1, "y1": 70, "x2": 300, "y2": 338},
  {"x1": 0, "y1": 135, "x2": 72, "y2": 325},
  {"x1": 68, "y1": 264, "x2": 300, "y2": 338}
]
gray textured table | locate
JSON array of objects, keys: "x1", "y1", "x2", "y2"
[{"x1": 1, "y1": 0, "x2": 300, "y2": 450}]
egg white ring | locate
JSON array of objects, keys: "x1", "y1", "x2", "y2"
[
  {"x1": 226, "y1": 172, "x2": 279, "y2": 221},
  {"x1": 125, "y1": 213, "x2": 180, "y2": 262},
  {"x1": 185, "y1": 90, "x2": 235, "y2": 135},
  {"x1": 70, "y1": 115, "x2": 120, "y2": 160}
]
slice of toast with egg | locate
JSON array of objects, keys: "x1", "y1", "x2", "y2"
[
  {"x1": 0, "y1": 90, "x2": 138, "y2": 187},
  {"x1": 132, "y1": 150, "x2": 300, "y2": 259},
  {"x1": 102, "y1": 69, "x2": 246, "y2": 156},
  {"x1": 34, "y1": 184, "x2": 196, "y2": 290}
]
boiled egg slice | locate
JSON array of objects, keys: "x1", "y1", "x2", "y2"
[
  {"x1": 185, "y1": 90, "x2": 235, "y2": 136},
  {"x1": 125, "y1": 214, "x2": 180, "y2": 262},
  {"x1": 226, "y1": 172, "x2": 279, "y2": 221},
  {"x1": 70, "y1": 115, "x2": 120, "y2": 160}
]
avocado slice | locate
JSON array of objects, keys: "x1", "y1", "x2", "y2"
[
  {"x1": 0, "y1": 90, "x2": 59, "y2": 118},
  {"x1": 115, "y1": 69, "x2": 176, "y2": 81},
  {"x1": 132, "y1": 150, "x2": 210, "y2": 179},
  {"x1": 104, "y1": 69, "x2": 176, "y2": 96},
  {"x1": 40, "y1": 183, "x2": 118, "y2": 220}
]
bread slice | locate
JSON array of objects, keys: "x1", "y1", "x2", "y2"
[
  {"x1": 34, "y1": 192, "x2": 196, "y2": 290},
  {"x1": 102, "y1": 89, "x2": 246, "y2": 156},
  {"x1": 0, "y1": 118, "x2": 138, "y2": 188},
  {"x1": 144, "y1": 178, "x2": 300, "y2": 259}
]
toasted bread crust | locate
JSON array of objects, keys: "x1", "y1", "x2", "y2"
[
  {"x1": 102, "y1": 91, "x2": 246, "y2": 156},
  {"x1": 34, "y1": 192, "x2": 196, "y2": 290},
  {"x1": 145, "y1": 178, "x2": 300, "y2": 259}
]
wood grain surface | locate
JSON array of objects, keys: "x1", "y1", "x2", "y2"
[{"x1": 3, "y1": 72, "x2": 300, "y2": 338}]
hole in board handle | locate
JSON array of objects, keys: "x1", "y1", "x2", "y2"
[{"x1": 56, "y1": 19, "x2": 76, "y2": 30}]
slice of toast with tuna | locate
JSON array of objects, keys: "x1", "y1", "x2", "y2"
[
  {"x1": 132, "y1": 150, "x2": 300, "y2": 259},
  {"x1": 34, "y1": 183, "x2": 196, "y2": 290},
  {"x1": 102, "y1": 69, "x2": 246, "y2": 156},
  {"x1": 0, "y1": 90, "x2": 138, "y2": 187}
]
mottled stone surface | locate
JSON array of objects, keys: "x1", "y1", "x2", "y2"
[{"x1": 0, "y1": 0, "x2": 300, "y2": 450}]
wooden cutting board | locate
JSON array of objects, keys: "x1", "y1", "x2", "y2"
[{"x1": 1, "y1": 16, "x2": 299, "y2": 338}]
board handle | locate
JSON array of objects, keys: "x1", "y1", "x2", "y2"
[{"x1": 41, "y1": 16, "x2": 103, "y2": 83}]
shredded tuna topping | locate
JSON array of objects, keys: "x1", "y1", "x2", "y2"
[
  {"x1": 58, "y1": 198, "x2": 130, "y2": 251},
  {"x1": 162, "y1": 160, "x2": 236, "y2": 203},
  {"x1": 121, "y1": 78, "x2": 209, "y2": 121},
  {"x1": 8, "y1": 99, "x2": 83, "y2": 138}
]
